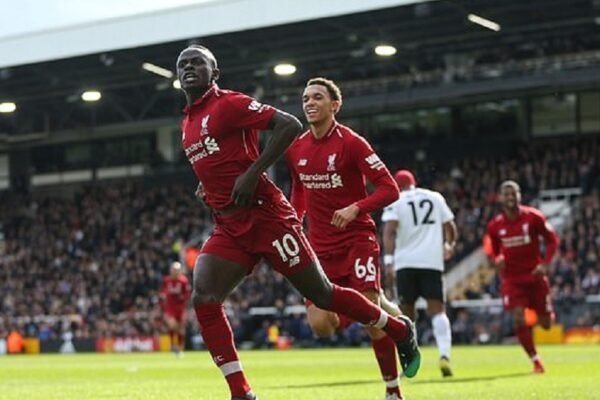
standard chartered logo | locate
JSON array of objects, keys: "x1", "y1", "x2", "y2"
[
  {"x1": 204, "y1": 137, "x2": 220, "y2": 154},
  {"x1": 186, "y1": 136, "x2": 221, "y2": 164},
  {"x1": 331, "y1": 173, "x2": 343, "y2": 188},
  {"x1": 299, "y1": 173, "x2": 344, "y2": 189}
]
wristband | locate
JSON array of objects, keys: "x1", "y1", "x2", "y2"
[{"x1": 383, "y1": 254, "x2": 394, "y2": 265}]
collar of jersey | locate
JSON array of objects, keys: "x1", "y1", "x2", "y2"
[
  {"x1": 502, "y1": 205, "x2": 525, "y2": 220},
  {"x1": 183, "y1": 84, "x2": 220, "y2": 113},
  {"x1": 310, "y1": 120, "x2": 339, "y2": 143}
]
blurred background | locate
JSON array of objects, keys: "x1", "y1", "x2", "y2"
[{"x1": 0, "y1": 0, "x2": 598, "y2": 354}]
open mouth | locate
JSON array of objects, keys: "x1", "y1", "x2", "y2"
[{"x1": 182, "y1": 73, "x2": 198, "y2": 83}]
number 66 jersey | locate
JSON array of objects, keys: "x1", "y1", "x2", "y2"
[
  {"x1": 287, "y1": 122, "x2": 398, "y2": 292},
  {"x1": 381, "y1": 187, "x2": 454, "y2": 272}
]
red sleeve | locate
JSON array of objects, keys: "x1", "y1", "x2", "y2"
[
  {"x1": 288, "y1": 160, "x2": 306, "y2": 221},
  {"x1": 486, "y1": 221, "x2": 503, "y2": 261},
  {"x1": 535, "y1": 212, "x2": 560, "y2": 265},
  {"x1": 224, "y1": 92, "x2": 276, "y2": 130},
  {"x1": 351, "y1": 135, "x2": 399, "y2": 214}
]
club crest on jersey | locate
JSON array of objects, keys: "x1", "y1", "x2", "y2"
[
  {"x1": 327, "y1": 153, "x2": 337, "y2": 171},
  {"x1": 200, "y1": 115, "x2": 210, "y2": 136}
]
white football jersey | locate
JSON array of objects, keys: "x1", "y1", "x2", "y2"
[{"x1": 381, "y1": 187, "x2": 454, "y2": 271}]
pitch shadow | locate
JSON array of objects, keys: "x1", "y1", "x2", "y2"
[
  {"x1": 268, "y1": 379, "x2": 380, "y2": 390},
  {"x1": 409, "y1": 371, "x2": 532, "y2": 385},
  {"x1": 268, "y1": 372, "x2": 532, "y2": 390}
]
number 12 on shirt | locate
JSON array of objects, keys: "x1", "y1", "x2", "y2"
[{"x1": 408, "y1": 199, "x2": 435, "y2": 226}]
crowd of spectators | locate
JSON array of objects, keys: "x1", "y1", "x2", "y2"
[
  {"x1": 0, "y1": 183, "x2": 208, "y2": 342},
  {"x1": 1, "y1": 135, "x2": 598, "y2": 348},
  {"x1": 268, "y1": 32, "x2": 600, "y2": 104}
]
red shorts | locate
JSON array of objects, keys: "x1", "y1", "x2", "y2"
[
  {"x1": 305, "y1": 236, "x2": 381, "y2": 308},
  {"x1": 201, "y1": 199, "x2": 316, "y2": 276},
  {"x1": 164, "y1": 305, "x2": 185, "y2": 322},
  {"x1": 502, "y1": 277, "x2": 553, "y2": 316}
]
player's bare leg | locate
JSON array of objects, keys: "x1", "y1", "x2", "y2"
[
  {"x1": 287, "y1": 263, "x2": 421, "y2": 378},
  {"x1": 192, "y1": 254, "x2": 257, "y2": 399},
  {"x1": 399, "y1": 304, "x2": 417, "y2": 321},
  {"x1": 512, "y1": 306, "x2": 543, "y2": 373},
  {"x1": 426, "y1": 299, "x2": 453, "y2": 377},
  {"x1": 306, "y1": 306, "x2": 339, "y2": 337}
]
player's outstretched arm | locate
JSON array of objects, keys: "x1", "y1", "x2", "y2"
[{"x1": 231, "y1": 110, "x2": 302, "y2": 206}]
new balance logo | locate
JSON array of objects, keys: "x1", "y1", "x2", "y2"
[
  {"x1": 289, "y1": 256, "x2": 300, "y2": 267},
  {"x1": 365, "y1": 153, "x2": 385, "y2": 171},
  {"x1": 298, "y1": 159, "x2": 307, "y2": 166}
]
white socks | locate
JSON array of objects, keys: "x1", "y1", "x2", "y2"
[
  {"x1": 432, "y1": 312, "x2": 452, "y2": 359},
  {"x1": 372, "y1": 311, "x2": 389, "y2": 329}
]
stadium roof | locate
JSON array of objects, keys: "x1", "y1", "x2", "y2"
[
  {"x1": 0, "y1": 0, "x2": 425, "y2": 68},
  {"x1": 0, "y1": 0, "x2": 599, "y2": 142}
]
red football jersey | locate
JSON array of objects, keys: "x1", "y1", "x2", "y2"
[
  {"x1": 181, "y1": 84, "x2": 283, "y2": 210},
  {"x1": 487, "y1": 205, "x2": 559, "y2": 282},
  {"x1": 161, "y1": 274, "x2": 190, "y2": 308},
  {"x1": 286, "y1": 122, "x2": 398, "y2": 253}
]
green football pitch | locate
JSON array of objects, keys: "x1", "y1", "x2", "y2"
[{"x1": 1, "y1": 345, "x2": 598, "y2": 399}]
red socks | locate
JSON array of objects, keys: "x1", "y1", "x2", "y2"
[
  {"x1": 515, "y1": 325, "x2": 536, "y2": 358},
  {"x1": 372, "y1": 335, "x2": 399, "y2": 383},
  {"x1": 328, "y1": 285, "x2": 408, "y2": 342},
  {"x1": 195, "y1": 304, "x2": 252, "y2": 397}
]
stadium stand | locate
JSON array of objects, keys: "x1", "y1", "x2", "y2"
[{"x1": 1, "y1": 133, "x2": 598, "y2": 346}]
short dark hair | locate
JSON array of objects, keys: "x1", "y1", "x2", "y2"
[
  {"x1": 181, "y1": 44, "x2": 218, "y2": 68},
  {"x1": 500, "y1": 180, "x2": 521, "y2": 192},
  {"x1": 306, "y1": 77, "x2": 343, "y2": 103}
]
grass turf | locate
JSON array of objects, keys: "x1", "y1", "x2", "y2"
[{"x1": 1, "y1": 345, "x2": 598, "y2": 399}]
